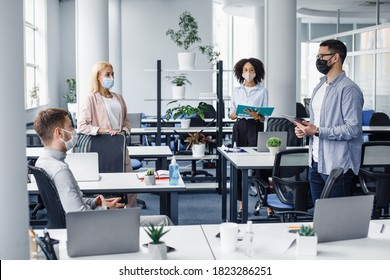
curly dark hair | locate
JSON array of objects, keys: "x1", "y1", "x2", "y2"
[{"x1": 233, "y1": 57, "x2": 265, "y2": 85}]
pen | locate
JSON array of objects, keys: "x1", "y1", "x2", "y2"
[
  {"x1": 380, "y1": 224, "x2": 385, "y2": 234},
  {"x1": 288, "y1": 225, "x2": 301, "y2": 229}
]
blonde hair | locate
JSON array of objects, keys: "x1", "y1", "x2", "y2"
[{"x1": 89, "y1": 61, "x2": 113, "y2": 93}]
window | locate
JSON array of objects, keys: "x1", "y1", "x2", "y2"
[{"x1": 24, "y1": 0, "x2": 47, "y2": 109}]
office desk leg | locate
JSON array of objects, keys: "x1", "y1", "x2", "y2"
[
  {"x1": 159, "y1": 192, "x2": 178, "y2": 225},
  {"x1": 242, "y1": 169, "x2": 249, "y2": 223},
  {"x1": 220, "y1": 155, "x2": 227, "y2": 222},
  {"x1": 230, "y1": 164, "x2": 238, "y2": 223}
]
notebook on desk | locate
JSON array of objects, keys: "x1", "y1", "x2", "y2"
[
  {"x1": 313, "y1": 195, "x2": 374, "y2": 243},
  {"x1": 65, "y1": 152, "x2": 100, "y2": 181},
  {"x1": 66, "y1": 208, "x2": 140, "y2": 257},
  {"x1": 256, "y1": 131, "x2": 288, "y2": 152}
]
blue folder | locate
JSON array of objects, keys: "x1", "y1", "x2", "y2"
[{"x1": 236, "y1": 105, "x2": 274, "y2": 118}]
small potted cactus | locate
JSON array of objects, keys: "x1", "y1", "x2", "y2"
[
  {"x1": 144, "y1": 169, "x2": 156, "y2": 185},
  {"x1": 296, "y1": 224, "x2": 317, "y2": 256},
  {"x1": 144, "y1": 224, "x2": 170, "y2": 260},
  {"x1": 266, "y1": 137, "x2": 283, "y2": 156}
]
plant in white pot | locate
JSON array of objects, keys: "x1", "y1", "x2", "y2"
[
  {"x1": 165, "y1": 73, "x2": 191, "y2": 99},
  {"x1": 165, "y1": 101, "x2": 208, "y2": 129},
  {"x1": 63, "y1": 78, "x2": 77, "y2": 118},
  {"x1": 296, "y1": 225, "x2": 317, "y2": 256},
  {"x1": 266, "y1": 137, "x2": 282, "y2": 156},
  {"x1": 166, "y1": 10, "x2": 201, "y2": 70},
  {"x1": 144, "y1": 224, "x2": 170, "y2": 260},
  {"x1": 144, "y1": 169, "x2": 156, "y2": 185},
  {"x1": 184, "y1": 132, "x2": 214, "y2": 157},
  {"x1": 29, "y1": 84, "x2": 40, "y2": 107}
]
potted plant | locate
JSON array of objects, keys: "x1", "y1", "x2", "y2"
[
  {"x1": 144, "y1": 168, "x2": 156, "y2": 185},
  {"x1": 29, "y1": 84, "x2": 40, "y2": 107},
  {"x1": 296, "y1": 225, "x2": 317, "y2": 256},
  {"x1": 63, "y1": 78, "x2": 77, "y2": 117},
  {"x1": 165, "y1": 73, "x2": 191, "y2": 99},
  {"x1": 165, "y1": 101, "x2": 208, "y2": 129},
  {"x1": 166, "y1": 10, "x2": 201, "y2": 70},
  {"x1": 144, "y1": 224, "x2": 170, "y2": 260},
  {"x1": 184, "y1": 132, "x2": 214, "y2": 157},
  {"x1": 266, "y1": 137, "x2": 282, "y2": 156},
  {"x1": 199, "y1": 44, "x2": 221, "y2": 68}
]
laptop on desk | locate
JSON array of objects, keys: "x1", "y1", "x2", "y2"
[
  {"x1": 313, "y1": 195, "x2": 374, "y2": 243},
  {"x1": 65, "y1": 152, "x2": 100, "y2": 181},
  {"x1": 256, "y1": 131, "x2": 288, "y2": 152},
  {"x1": 66, "y1": 208, "x2": 140, "y2": 257}
]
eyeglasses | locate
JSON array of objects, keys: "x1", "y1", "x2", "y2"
[{"x1": 316, "y1": 53, "x2": 335, "y2": 60}]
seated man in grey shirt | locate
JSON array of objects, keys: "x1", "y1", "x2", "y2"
[{"x1": 34, "y1": 107, "x2": 172, "y2": 226}]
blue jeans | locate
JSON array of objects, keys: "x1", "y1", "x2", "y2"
[{"x1": 309, "y1": 161, "x2": 354, "y2": 204}]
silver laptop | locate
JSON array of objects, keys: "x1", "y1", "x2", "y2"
[
  {"x1": 66, "y1": 208, "x2": 140, "y2": 257},
  {"x1": 313, "y1": 195, "x2": 374, "y2": 243},
  {"x1": 65, "y1": 152, "x2": 100, "y2": 181},
  {"x1": 256, "y1": 131, "x2": 288, "y2": 152}
]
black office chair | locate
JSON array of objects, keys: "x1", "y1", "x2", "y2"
[
  {"x1": 89, "y1": 133, "x2": 147, "y2": 209},
  {"x1": 28, "y1": 165, "x2": 66, "y2": 229},
  {"x1": 368, "y1": 112, "x2": 390, "y2": 141},
  {"x1": 266, "y1": 117, "x2": 303, "y2": 147},
  {"x1": 359, "y1": 141, "x2": 390, "y2": 219}
]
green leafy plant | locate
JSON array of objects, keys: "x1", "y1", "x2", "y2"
[
  {"x1": 165, "y1": 101, "x2": 209, "y2": 120},
  {"x1": 166, "y1": 10, "x2": 202, "y2": 51},
  {"x1": 266, "y1": 137, "x2": 282, "y2": 148},
  {"x1": 146, "y1": 169, "x2": 155, "y2": 176},
  {"x1": 144, "y1": 224, "x2": 170, "y2": 244},
  {"x1": 63, "y1": 78, "x2": 77, "y2": 103},
  {"x1": 165, "y1": 73, "x2": 192, "y2": 87},
  {"x1": 184, "y1": 132, "x2": 214, "y2": 150},
  {"x1": 199, "y1": 44, "x2": 221, "y2": 67},
  {"x1": 29, "y1": 84, "x2": 39, "y2": 99},
  {"x1": 298, "y1": 225, "x2": 316, "y2": 236}
]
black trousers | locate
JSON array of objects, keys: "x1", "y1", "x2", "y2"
[{"x1": 232, "y1": 119, "x2": 269, "y2": 201}]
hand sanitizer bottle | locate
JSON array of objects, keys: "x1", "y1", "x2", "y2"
[
  {"x1": 244, "y1": 220, "x2": 254, "y2": 257},
  {"x1": 169, "y1": 156, "x2": 180, "y2": 185},
  {"x1": 233, "y1": 142, "x2": 238, "y2": 153}
]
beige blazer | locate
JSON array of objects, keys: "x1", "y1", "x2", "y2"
[{"x1": 77, "y1": 92, "x2": 132, "y2": 171}]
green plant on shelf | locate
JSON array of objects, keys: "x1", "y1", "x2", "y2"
[
  {"x1": 165, "y1": 101, "x2": 209, "y2": 120},
  {"x1": 145, "y1": 169, "x2": 155, "y2": 176},
  {"x1": 63, "y1": 78, "x2": 77, "y2": 103},
  {"x1": 165, "y1": 73, "x2": 192, "y2": 87}
]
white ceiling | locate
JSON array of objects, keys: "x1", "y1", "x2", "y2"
[{"x1": 222, "y1": 0, "x2": 390, "y2": 24}]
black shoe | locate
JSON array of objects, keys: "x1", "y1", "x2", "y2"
[
  {"x1": 237, "y1": 209, "x2": 243, "y2": 219},
  {"x1": 267, "y1": 209, "x2": 275, "y2": 218}
]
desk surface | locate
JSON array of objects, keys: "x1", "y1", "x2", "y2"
[
  {"x1": 36, "y1": 220, "x2": 390, "y2": 260},
  {"x1": 38, "y1": 225, "x2": 214, "y2": 260},
  {"x1": 142, "y1": 118, "x2": 235, "y2": 124},
  {"x1": 28, "y1": 172, "x2": 185, "y2": 194},
  {"x1": 26, "y1": 146, "x2": 173, "y2": 158},
  {"x1": 202, "y1": 220, "x2": 390, "y2": 260}
]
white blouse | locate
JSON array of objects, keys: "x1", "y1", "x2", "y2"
[
  {"x1": 101, "y1": 96, "x2": 122, "y2": 130},
  {"x1": 230, "y1": 83, "x2": 269, "y2": 118}
]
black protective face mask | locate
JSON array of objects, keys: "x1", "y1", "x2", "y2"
[{"x1": 316, "y1": 57, "x2": 335, "y2": 75}]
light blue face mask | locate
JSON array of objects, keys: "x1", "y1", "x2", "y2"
[{"x1": 101, "y1": 77, "x2": 114, "y2": 89}]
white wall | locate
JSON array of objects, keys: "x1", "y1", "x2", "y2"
[{"x1": 121, "y1": 0, "x2": 214, "y2": 116}]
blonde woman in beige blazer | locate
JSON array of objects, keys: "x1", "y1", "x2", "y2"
[{"x1": 78, "y1": 61, "x2": 136, "y2": 207}]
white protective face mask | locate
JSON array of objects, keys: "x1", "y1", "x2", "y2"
[
  {"x1": 242, "y1": 72, "x2": 256, "y2": 83},
  {"x1": 61, "y1": 129, "x2": 78, "y2": 151}
]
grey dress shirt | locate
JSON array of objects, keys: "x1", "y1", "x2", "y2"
[{"x1": 35, "y1": 148, "x2": 105, "y2": 213}]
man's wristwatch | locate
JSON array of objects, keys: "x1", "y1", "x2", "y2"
[{"x1": 314, "y1": 127, "x2": 319, "y2": 137}]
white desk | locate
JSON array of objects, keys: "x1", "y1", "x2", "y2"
[
  {"x1": 218, "y1": 146, "x2": 277, "y2": 223},
  {"x1": 362, "y1": 126, "x2": 390, "y2": 133},
  {"x1": 28, "y1": 172, "x2": 185, "y2": 225},
  {"x1": 141, "y1": 118, "x2": 235, "y2": 124},
  {"x1": 37, "y1": 225, "x2": 214, "y2": 260},
  {"x1": 27, "y1": 146, "x2": 173, "y2": 169},
  {"x1": 201, "y1": 220, "x2": 390, "y2": 260}
]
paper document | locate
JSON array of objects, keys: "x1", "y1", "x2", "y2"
[{"x1": 236, "y1": 105, "x2": 274, "y2": 118}]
